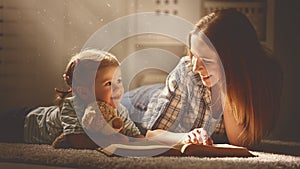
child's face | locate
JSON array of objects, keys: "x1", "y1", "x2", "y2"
[{"x1": 94, "y1": 66, "x2": 124, "y2": 108}]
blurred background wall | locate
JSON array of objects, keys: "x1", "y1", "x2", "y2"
[{"x1": 0, "y1": 0, "x2": 299, "y2": 141}]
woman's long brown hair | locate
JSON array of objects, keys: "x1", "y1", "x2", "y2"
[{"x1": 193, "y1": 9, "x2": 282, "y2": 146}]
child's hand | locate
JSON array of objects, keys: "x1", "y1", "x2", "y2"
[
  {"x1": 52, "y1": 133, "x2": 70, "y2": 149},
  {"x1": 110, "y1": 133, "x2": 129, "y2": 143},
  {"x1": 82, "y1": 101, "x2": 124, "y2": 135},
  {"x1": 82, "y1": 102, "x2": 107, "y2": 132},
  {"x1": 95, "y1": 133, "x2": 129, "y2": 147},
  {"x1": 97, "y1": 101, "x2": 117, "y2": 122},
  {"x1": 183, "y1": 128, "x2": 213, "y2": 145}
]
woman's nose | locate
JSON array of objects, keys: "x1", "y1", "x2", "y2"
[
  {"x1": 193, "y1": 64, "x2": 205, "y2": 73},
  {"x1": 192, "y1": 57, "x2": 206, "y2": 74}
]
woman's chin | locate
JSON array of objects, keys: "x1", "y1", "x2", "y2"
[
  {"x1": 202, "y1": 79, "x2": 212, "y2": 87},
  {"x1": 202, "y1": 77, "x2": 219, "y2": 88}
]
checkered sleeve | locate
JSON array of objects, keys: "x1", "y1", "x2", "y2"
[{"x1": 146, "y1": 60, "x2": 184, "y2": 130}]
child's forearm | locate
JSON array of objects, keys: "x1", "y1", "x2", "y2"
[
  {"x1": 52, "y1": 133, "x2": 98, "y2": 149},
  {"x1": 134, "y1": 134, "x2": 145, "y2": 138},
  {"x1": 52, "y1": 132, "x2": 144, "y2": 149}
]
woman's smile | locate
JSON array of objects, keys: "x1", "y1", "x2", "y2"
[{"x1": 200, "y1": 74, "x2": 212, "y2": 80}]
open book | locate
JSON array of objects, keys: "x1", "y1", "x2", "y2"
[{"x1": 97, "y1": 141, "x2": 255, "y2": 157}]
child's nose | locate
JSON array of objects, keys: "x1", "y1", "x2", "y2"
[{"x1": 112, "y1": 83, "x2": 123, "y2": 91}]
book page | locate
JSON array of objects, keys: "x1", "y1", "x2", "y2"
[
  {"x1": 213, "y1": 144, "x2": 246, "y2": 149},
  {"x1": 98, "y1": 142, "x2": 255, "y2": 157},
  {"x1": 181, "y1": 144, "x2": 255, "y2": 157},
  {"x1": 98, "y1": 140, "x2": 182, "y2": 157}
]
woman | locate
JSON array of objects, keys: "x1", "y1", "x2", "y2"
[{"x1": 121, "y1": 9, "x2": 282, "y2": 147}]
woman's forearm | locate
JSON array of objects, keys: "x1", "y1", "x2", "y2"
[
  {"x1": 223, "y1": 101, "x2": 245, "y2": 146},
  {"x1": 145, "y1": 129, "x2": 187, "y2": 146}
]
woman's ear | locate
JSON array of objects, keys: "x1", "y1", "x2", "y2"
[{"x1": 75, "y1": 86, "x2": 93, "y2": 101}]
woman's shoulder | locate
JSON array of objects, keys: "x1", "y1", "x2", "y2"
[
  {"x1": 178, "y1": 56, "x2": 191, "y2": 66},
  {"x1": 169, "y1": 56, "x2": 191, "y2": 74},
  {"x1": 168, "y1": 56, "x2": 193, "y2": 82}
]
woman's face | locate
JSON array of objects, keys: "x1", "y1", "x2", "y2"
[
  {"x1": 94, "y1": 66, "x2": 124, "y2": 108},
  {"x1": 190, "y1": 34, "x2": 222, "y2": 87}
]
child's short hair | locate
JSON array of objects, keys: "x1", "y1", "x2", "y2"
[
  {"x1": 55, "y1": 49, "x2": 120, "y2": 107},
  {"x1": 72, "y1": 49, "x2": 120, "y2": 88}
]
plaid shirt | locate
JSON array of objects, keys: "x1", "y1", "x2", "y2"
[{"x1": 139, "y1": 56, "x2": 225, "y2": 138}]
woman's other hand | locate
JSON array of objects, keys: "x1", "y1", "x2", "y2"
[{"x1": 183, "y1": 128, "x2": 213, "y2": 145}]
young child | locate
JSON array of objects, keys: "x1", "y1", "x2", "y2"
[{"x1": 0, "y1": 49, "x2": 143, "y2": 149}]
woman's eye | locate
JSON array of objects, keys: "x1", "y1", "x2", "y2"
[
  {"x1": 202, "y1": 58, "x2": 214, "y2": 65},
  {"x1": 105, "y1": 82, "x2": 112, "y2": 86}
]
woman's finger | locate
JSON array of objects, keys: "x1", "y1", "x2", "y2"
[
  {"x1": 200, "y1": 129, "x2": 208, "y2": 143},
  {"x1": 191, "y1": 132, "x2": 198, "y2": 143},
  {"x1": 194, "y1": 130, "x2": 203, "y2": 144},
  {"x1": 204, "y1": 137, "x2": 213, "y2": 145}
]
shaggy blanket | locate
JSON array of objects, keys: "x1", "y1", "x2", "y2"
[{"x1": 0, "y1": 140, "x2": 299, "y2": 169}]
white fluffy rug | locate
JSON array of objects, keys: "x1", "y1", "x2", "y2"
[{"x1": 0, "y1": 140, "x2": 299, "y2": 169}]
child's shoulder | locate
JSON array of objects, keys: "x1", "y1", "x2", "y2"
[
  {"x1": 61, "y1": 96, "x2": 86, "y2": 115},
  {"x1": 63, "y1": 96, "x2": 87, "y2": 107},
  {"x1": 61, "y1": 96, "x2": 75, "y2": 104},
  {"x1": 60, "y1": 96, "x2": 75, "y2": 109}
]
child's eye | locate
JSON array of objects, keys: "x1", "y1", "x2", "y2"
[
  {"x1": 117, "y1": 78, "x2": 122, "y2": 84},
  {"x1": 105, "y1": 82, "x2": 112, "y2": 86}
]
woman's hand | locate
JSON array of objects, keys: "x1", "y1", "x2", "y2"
[{"x1": 183, "y1": 128, "x2": 213, "y2": 145}]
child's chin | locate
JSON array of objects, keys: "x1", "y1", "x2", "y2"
[{"x1": 112, "y1": 101, "x2": 121, "y2": 108}]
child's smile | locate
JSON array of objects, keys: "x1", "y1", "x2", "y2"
[{"x1": 94, "y1": 66, "x2": 124, "y2": 108}]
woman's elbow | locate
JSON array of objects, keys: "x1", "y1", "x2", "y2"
[{"x1": 227, "y1": 134, "x2": 257, "y2": 148}]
